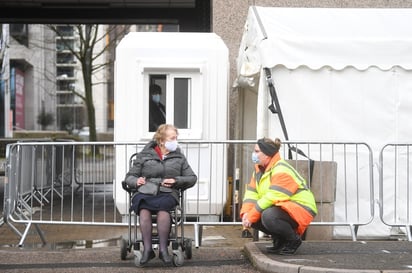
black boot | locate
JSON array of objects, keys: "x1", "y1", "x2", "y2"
[
  {"x1": 241, "y1": 229, "x2": 253, "y2": 238},
  {"x1": 159, "y1": 249, "x2": 172, "y2": 264},
  {"x1": 266, "y1": 237, "x2": 285, "y2": 254},
  {"x1": 140, "y1": 249, "x2": 155, "y2": 265},
  {"x1": 279, "y1": 235, "x2": 302, "y2": 255}
]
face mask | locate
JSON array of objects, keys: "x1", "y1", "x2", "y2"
[
  {"x1": 165, "y1": 140, "x2": 178, "y2": 152},
  {"x1": 252, "y1": 152, "x2": 260, "y2": 164},
  {"x1": 152, "y1": 94, "x2": 161, "y2": 104}
]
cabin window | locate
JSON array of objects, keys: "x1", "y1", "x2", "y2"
[
  {"x1": 146, "y1": 71, "x2": 201, "y2": 138},
  {"x1": 173, "y1": 77, "x2": 190, "y2": 129},
  {"x1": 148, "y1": 75, "x2": 166, "y2": 132}
]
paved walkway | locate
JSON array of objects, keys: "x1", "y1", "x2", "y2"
[
  {"x1": 1, "y1": 222, "x2": 412, "y2": 272},
  {"x1": 245, "y1": 239, "x2": 412, "y2": 273}
]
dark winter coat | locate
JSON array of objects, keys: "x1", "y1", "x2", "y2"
[
  {"x1": 124, "y1": 140, "x2": 197, "y2": 202},
  {"x1": 149, "y1": 100, "x2": 166, "y2": 132}
]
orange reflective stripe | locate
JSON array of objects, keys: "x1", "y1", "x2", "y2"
[
  {"x1": 271, "y1": 172, "x2": 299, "y2": 194},
  {"x1": 275, "y1": 161, "x2": 307, "y2": 189}
]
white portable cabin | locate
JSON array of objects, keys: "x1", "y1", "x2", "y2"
[
  {"x1": 114, "y1": 32, "x2": 229, "y2": 217},
  {"x1": 236, "y1": 6, "x2": 412, "y2": 238}
]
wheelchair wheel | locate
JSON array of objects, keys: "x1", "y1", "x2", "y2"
[
  {"x1": 172, "y1": 250, "x2": 184, "y2": 267},
  {"x1": 134, "y1": 251, "x2": 143, "y2": 267},
  {"x1": 184, "y1": 238, "x2": 192, "y2": 259},
  {"x1": 120, "y1": 237, "x2": 128, "y2": 260}
]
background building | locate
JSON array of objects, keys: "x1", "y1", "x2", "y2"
[
  {"x1": 1, "y1": 0, "x2": 412, "y2": 139},
  {"x1": 55, "y1": 25, "x2": 84, "y2": 132},
  {"x1": 2, "y1": 24, "x2": 56, "y2": 135}
]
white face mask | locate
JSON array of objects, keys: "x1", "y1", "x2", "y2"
[
  {"x1": 165, "y1": 140, "x2": 178, "y2": 152},
  {"x1": 252, "y1": 152, "x2": 260, "y2": 164},
  {"x1": 152, "y1": 94, "x2": 161, "y2": 104}
]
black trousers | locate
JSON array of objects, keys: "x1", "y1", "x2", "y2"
[{"x1": 251, "y1": 206, "x2": 298, "y2": 240}]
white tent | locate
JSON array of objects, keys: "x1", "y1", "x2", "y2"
[{"x1": 236, "y1": 6, "x2": 412, "y2": 238}]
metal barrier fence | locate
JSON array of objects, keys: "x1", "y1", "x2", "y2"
[
  {"x1": 3, "y1": 140, "x2": 374, "y2": 246},
  {"x1": 379, "y1": 143, "x2": 412, "y2": 241}
]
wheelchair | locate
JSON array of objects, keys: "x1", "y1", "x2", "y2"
[{"x1": 119, "y1": 153, "x2": 193, "y2": 267}]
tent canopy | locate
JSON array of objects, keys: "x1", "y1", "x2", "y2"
[
  {"x1": 237, "y1": 6, "x2": 412, "y2": 73},
  {"x1": 236, "y1": 6, "x2": 412, "y2": 238}
]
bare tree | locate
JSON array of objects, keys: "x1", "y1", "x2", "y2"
[{"x1": 48, "y1": 24, "x2": 129, "y2": 141}]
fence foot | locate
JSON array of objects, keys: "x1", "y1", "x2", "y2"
[
  {"x1": 349, "y1": 224, "x2": 358, "y2": 241},
  {"x1": 194, "y1": 224, "x2": 203, "y2": 248},
  {"x1": 18, "y1": 222, "x2": 46, "y2": 247},
  {"x1": 6, "y1": 221, "x2": 23, "y2": 239},
  {"x1": 406, "y1": 225, "x2": 412, "y2": 241},
  {"x1": 18, "y1": 222, "x2": 31, "y2": 247}
]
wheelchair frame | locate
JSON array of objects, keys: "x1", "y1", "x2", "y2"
[{"x1": 119, "y1": 153, "x2": 193, "y2": 267}]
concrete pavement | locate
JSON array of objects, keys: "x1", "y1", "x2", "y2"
[
  {"x1": 1, "y1": 222, "x2": 412, "y2": 272},
  {"x1": 0, "y1": 224, "x2": 258, "y2": 273},
  {"x1": 244, "y1": 239, "x2": 412, "y2": 273}
]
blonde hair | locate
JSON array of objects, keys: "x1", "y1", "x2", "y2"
[
  {"x1": 153, "y1": 124, "x2": 178, "y2": 144},
  {"x1": 274, "y1": 137, "x2": 281, "y2": 150}
]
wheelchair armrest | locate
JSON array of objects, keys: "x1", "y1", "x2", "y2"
[{"x1": 121, "y1": 180, "x2": 134, "y2": 193}]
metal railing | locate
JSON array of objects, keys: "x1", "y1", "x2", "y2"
[
  {"x1": 279, "y1": 141, "x2": 375, "y2": 242},
  {"x1": 2, "y1": 140, "x2": 374, "y2": 246},
  {"x1": 379, "y1": 143, "x2": 412, "y2": 241}
]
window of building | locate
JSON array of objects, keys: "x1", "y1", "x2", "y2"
[
  {"x1": 146, "y1": 71, "x2": 201, "y2": 138},
  {"x1": 56, "y1": 38, "x2": 75, "y2": 52},
  {"x1": 148, "y1": 75, "x2": 166, "y2": 132},
  {"x1": 57, "y1": 67, "x2": 75, "y2": 78},
  {"x1": 9, "y1": 24, "x2": 28, "y2": 46},
  {"x1": 56, "y1": 25, "x2": 74, "y2": 37},
  {"x1": 57, "y1": 52, "x2": 76, "y2": 64},
  {"x1": 173, "y1": 77, "x2": 190, "y2": 129}
]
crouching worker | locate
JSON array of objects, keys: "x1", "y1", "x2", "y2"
[
  {"x1": 124, "y1": 124, "x2": 197, "y2": 265},
  {"x1": 240, "y1": 137, "x2": 317, "y2": 255}
]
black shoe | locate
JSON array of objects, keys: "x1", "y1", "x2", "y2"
[
  {"x1": 266, "y1": 237, "x2": 285, "y2": 254},
  {"x1": 279, "y1": 236, "x2": 302, "y2": 255},
  {"x1": 241, "y1": 229, "x2": 253, "y2": 238},
  {"x1": 140, "y1": 249, "x2": 155, "y2": 265},
  {"x1": 159, "y1": 249, "x2": 172, "y2": 264}
]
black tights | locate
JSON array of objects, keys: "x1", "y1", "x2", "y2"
[
  {"x1": 139, "y1": 209, "x2": 171, "y2": 252},
  {"x1": 251, "y1": 206, "x2": 298, "y2": 240}
]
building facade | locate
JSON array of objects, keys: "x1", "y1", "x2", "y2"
[
  {"x1": 1, "y1": 0, "x2": 412, "y2": 139},
  {"x1": 1, "y1": 24, "x2": 56, "y2": 136},
  {"x1": 1, "y1": 24, "x2": 114, "y2": 137}
]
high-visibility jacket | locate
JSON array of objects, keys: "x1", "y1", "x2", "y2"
[{"x1": 240, "y1": 153, "x2": 317, "y2": 235}]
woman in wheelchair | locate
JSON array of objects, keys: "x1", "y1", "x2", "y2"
[{"x1": 124, "y1": 124, "x2": 197, "y2": 265}]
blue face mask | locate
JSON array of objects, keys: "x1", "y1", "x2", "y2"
[
  {"x1": 252, "y1": 152, "x2": 260, "y2": 164},
  {"x1": 152, "y1": 94, "x2": 161, "y2": 104},
  {"x1": 165, "y1": 140, "x2": 178, "y2": 152}
]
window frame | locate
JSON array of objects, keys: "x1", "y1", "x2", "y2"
[{"x1": 142, "y1": 64, "x2": 203, "y2": 139}]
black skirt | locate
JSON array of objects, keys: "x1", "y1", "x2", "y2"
[{"x1": 131, "y1": 192, "x2": 177, "y2": 215}]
